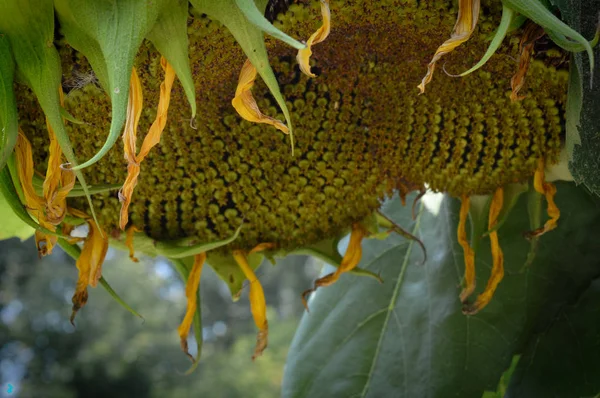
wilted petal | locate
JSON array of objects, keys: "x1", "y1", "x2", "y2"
[
  {"x1": 119, "y1": 59, "x2": 176, "y2": 230},
  {"x1": 464, "y1": 188, "x2": 505, "y2": 314},
  {"x1": 125, "y1": 225, "x2": 140, "y2": 263},
  {"x1": 118, "y1": 68, "x2": 143, "y2": 230},
  {"x1": 43, "y1": 87, "x2": 75, "y2": 225},
  {"x1": 457, "y1": 195, "x2": 476, "y2": 303},
  {"x1": 178, "y1": 253, "x2": 206, "y2": 362},
  {"x1": 418, "y1": 0, "x2": 480, "y2": 93},
  {"x1": 511, "y1": 22, "x2": 545, "y2": 102},
  {"x1": 526, "y1": 159, "x2": 560, "y2": 238},
  {"x1": 232, "y1": 59, "x2": 289, "y2": 134},
  {"x1": 70, "y1": 211, "x2": 109, "y2": 323},
  {"x1": 302, "y1": 223, "x2": 366, "y2": 310},
  {"x1": 297, "y1": 0, "x2": 331, "y2": 78},
  {"x1": 15, "y1": 131, "x2": 56, "y2": 256},
  {"x1": 233, "y1": 247, "x2": 270, "y2": 360}
]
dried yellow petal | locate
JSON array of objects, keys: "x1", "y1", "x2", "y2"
[
  {"x1": 70, "y1": 212, "x2": 109, "y2": 323},
  {"x1": 527, "y1": 159, "x2": 560, "y2": 238},
  {"x1": 43, "y1": 87, "x2": 75, "y2": 225},
  {"x1": 233, "y1": 246, "x2": 270, "y2": 360},
  {"x1": 511, "y1": 23, "x2": 545, "y2": 102},
  {"x1": 119, "y1": 58, "x2": 176, "y2": 230},
  {"x1": 457, "y1": 195, "x2": 476, "y2": 303},
  {"x1": 232, "y1": 59, "x2": 289, "y2": 134},
  {"x1": 418, "y1": 0, "x2": 480, "y2": 93},
  {"x1": 302, "y1": 223, "x2": 366, "y2": 310},
  {"x1": 297, "y1": 0, "x2": 331, "y2": 78},
  {"x1": 125, "y1": 225, "x2": 140, "y2": 263},
  {"x1": 15, "y1": 131, "x2": 57, "y2": 256},
  {"x1": 178, "y1": 253, "x2": 206, "y2": 362},
  {"x1": 464, "y1": 187, "x2": 505, "y2": 314}
]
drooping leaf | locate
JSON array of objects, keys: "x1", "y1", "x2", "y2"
[
  {"x1": 54, "y1": 0, "x2": 166, "y2": 171},
  {"x1": 283, "y1": 184, "x2": 600, "y2": 397},
  {"x1": 552, "y1": 0, "x2": 600, "y2": 195},
  {"x1": 190, "y1": 0, "x2": 296, "y2": 153},
  {"x1": 0, "y1": 0, "x2": 97, "y2": 224},
  {"x1": 0, "y1": 35, "x2": 17, "y2": 171},
  {"x1": 146, "y1": 0, "x2": 197, "y2": 118}
]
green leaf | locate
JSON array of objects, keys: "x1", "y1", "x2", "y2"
[
  {"x1": 190, "y1": 0, "x2": 296, "y2": 153},
  {"x1": 483, "y1": 355, "x2": 521, "y2": 398},
  {"x1": 459, "y1": 5, "x2": 515, "y2": 77},
  {"x1": 234, "y1": 0, "x2": 305, "y2": 50},
  {"x1": 0, "y1": 0, "x2": 98, "y2": 226},
  {"x1": 54, "y1": 0, "x2": 165, "y2": 171},
  {"x1": 552, "y1": 0, "x2": 600, "y2": 195},
  {"x1": 506, "y1": 279, "x2": 600, "y2": 397},
  {"x1": 0, "y1": 181, "x2": 34, "y2": 241},
  {"x1": 155, "y1": 225, "x2": 242, "y2": 259},
  {"x1": 58, "y1": 239, "x2": 144, "y2": 319},
  {"x1": 146, "y1": 0, "x2": 197, "y2": 118},
  {"x1": 283, "y1": 184, "x2": 600, "y2": 397},
  {"x1": 0, "y1": 34, "x2": 17, "y2": 172}
]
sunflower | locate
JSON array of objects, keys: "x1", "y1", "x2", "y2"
[{"x1": 0, "y1": 0, "x2": 596, "y2": 366}]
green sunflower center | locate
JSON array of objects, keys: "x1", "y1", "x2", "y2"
[{"x1": 17, "y1": 0, "x2": 566, "y2": 251}]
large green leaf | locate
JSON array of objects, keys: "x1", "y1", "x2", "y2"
[
  {"x1": 506, "y1": 279, "x2": 600, "y2": 397},
  {"x1": 553, "y1": 0, "x2": 600, "y2": 195},
  {"x1": 283, "y1": 183, "x2": 600, "y2": 397}
]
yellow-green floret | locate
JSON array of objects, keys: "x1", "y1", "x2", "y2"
[{"x1": 16, "y1": 0, "x2": 566, "y2": 252}]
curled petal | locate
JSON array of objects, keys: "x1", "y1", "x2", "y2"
[
  {"x1": 119, "y1": 59, "x2": 175, "y2": 230},
  {"x1": 70, "y1": 212, "x2": 108, "y2": 323},
  {"x1": 418, "y1": 0, "x2": 481, "y2": 93},
  {"x1": 44, "y1": 87, "x2": 75, "y2": 225},
  {"x1": 302, "y1": 223, "x2": 366, "y2": 310},
  {"x1": 118, "y1": 68, "x2": 143, "y2": 230},
  {"x1": 178, "y1": 253, "x2": 206, "y2": 362},
  {"x1": 233, "y1": 248, "x2": 268, "y2": 360},
  {"x1": 464, "y1": 188, "x2": 505, "y2": 314},
  {"x1": 457, "y1": 195, "x2": 476, "y2": 303},
  {"x1": 137, "y1": 58, "x2": 175, "y2": 163},
  {"x1": 15, "y1": 131, "x2": 57, "y2": 256},
  {"x1": 232, "y1": 59, "x2": 289, "y2": 134},
  {"x1": 526, "y1": 159, "x2": 560, "y2": 238},
  {"x1": 125, "y1": 225, "x2": 140, "y2": 263},
  {"x1": 511, "y1": 22, "x2": 545, "y2": 102},
  {"x1": 297, "y1": 0, "x2": 331, "y2": 78}
]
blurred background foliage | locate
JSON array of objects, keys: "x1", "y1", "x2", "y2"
[{"x1": 0, "y1": 238, "x2": 318, "y2": 397}]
